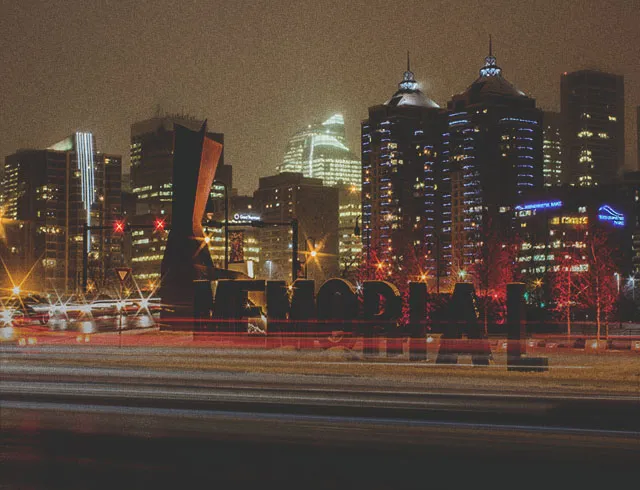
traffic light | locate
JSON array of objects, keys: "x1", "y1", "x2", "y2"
[
  {"x1": 113, "y1": 220, "x2": 126, "y2": 233},
  {"x1": 154, "y1": 218, "x2": 166, "y2": 232}
]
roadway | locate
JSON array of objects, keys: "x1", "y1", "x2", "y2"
[{"x1": 1, "y1": 347, "x2": 639, "y2": 488}]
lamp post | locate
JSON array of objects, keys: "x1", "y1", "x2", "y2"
[
  {"x1": 353, "y1": 216, "x2": 361, "y2": 238},
  {"x1": 305, "y1": 237, "x2": 317, "y2": 279}
]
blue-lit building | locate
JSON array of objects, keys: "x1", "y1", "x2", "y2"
[
  {"x1": 514, "y1": 188, "x2": 633, "y2": 281},
  {"x1": 443, "y1": 44, "x2": 544, "y2": 282},
  {"x1": 361, "y1": 59, "x2": 447, "y2": 283}
]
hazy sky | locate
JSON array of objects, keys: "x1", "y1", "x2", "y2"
[{"x1": 1, "y1": 0, "x2": 639, "y2": 194}]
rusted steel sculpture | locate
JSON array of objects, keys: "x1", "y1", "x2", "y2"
[{"x1": 159, "y1": 122, "x2": 222, "y2": 318}]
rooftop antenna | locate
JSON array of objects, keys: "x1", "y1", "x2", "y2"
[
  {"x1": 407, "y1": 50, "x2": 411, "y2": 72},
  {"x1": 489, "y1": 34, "x2": 492, "y2": 57}
]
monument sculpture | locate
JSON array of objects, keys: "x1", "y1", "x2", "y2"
[{"x1": 159, "y1": 122, "x2": 222, "y2": 318}]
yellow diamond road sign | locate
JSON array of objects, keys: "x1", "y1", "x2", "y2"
[{"x1": 116, "y1": 268, "x2": 131, "y2": 283}]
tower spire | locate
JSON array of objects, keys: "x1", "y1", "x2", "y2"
[
  {"x1": 399, "y1": 51, "x2": 418, "y2": 91},
  {"x1": 480, "y1": 35, "x2": 501, "y2": 77}
]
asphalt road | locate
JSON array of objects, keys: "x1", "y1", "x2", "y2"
[{"x1": 1, "y1": 348, "x2": 639, "y2": 488}]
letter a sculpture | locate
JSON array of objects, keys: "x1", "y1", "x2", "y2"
[{"x1": 159, "y1": 121, "x2": 222, "y2": 319}]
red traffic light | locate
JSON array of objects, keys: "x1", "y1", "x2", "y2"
[
  {"x1": 154, "y1": 218, "x2": 166, "y2": 232},
  {"x1": 113, "y1": 220, "x2": 126, "y2": 233}
]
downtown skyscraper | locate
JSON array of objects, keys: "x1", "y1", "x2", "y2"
[
  {"x1": 361, "y1": 58, "x2": 446, "y2": 283},
  {"x1": 561, "y1": 70, "x2": 625, "y2": 187},
  {"x1": 278, "y1": 114, "x2": 360, "y2": 188},
  {"x1": 2, "y1": 133, "x2": 123, "y2": 293},
  {"x1": 279, "y1": 113, "x2": 362, "y2": 277},
  {"x1": 128, "y1": 114, "x2": 226, "y2": 284},
  {"x1": 443, "y1": 44, "x2": 543, "y2": 283},
  {"x1": 542, "y1": 111, "x2": 563, "y2": 187}
]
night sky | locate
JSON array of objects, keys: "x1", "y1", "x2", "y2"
[{"x1": 1, "y1": 0, "x2": 638, "y2": 194}]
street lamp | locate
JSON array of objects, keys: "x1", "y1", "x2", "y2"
[
  {"x1": 308, "y1": 237, "x2": 317, "y2": 258},
  {"x1": 304, "y1": 237, "x2": 318, "y2": 279},
  {"x1": 12, "y1": 285, "x2": 20, "y2": 296}
]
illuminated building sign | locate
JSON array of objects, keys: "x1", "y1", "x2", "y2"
[
  {"x1": 233, "y1": 213, "x2": 260, "y2": 222},
  {"x1": 550, "y1": 216, "x2": 588, "y2": 226},
  {"x1": 515, "y1": 200, "x2": 562, "y2": 211},
  {"x1": 598, "y1": 205, "x2": 625, "y2": 227}
]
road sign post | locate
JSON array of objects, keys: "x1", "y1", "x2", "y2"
[
  {"x1": 115, "y1": 268, "x2": 131, "y2": 348},
  {"x1": 115, "y1": 268, "x2": 131, "y2": 284}
]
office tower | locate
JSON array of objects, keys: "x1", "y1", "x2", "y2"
[
  {"x1": 361, "y1": 57, "x2": 446, "y2": 284},
  {"x1": 543, "y1": 111, "x2": 563, "y2": 187},
  {"x1": 561, "y1": 70, "x2": 625, "y2": 187},
  {"x1": 2, "y1": 133, "x2": 123, "y2": 293},
  {"x1": 254, "y1": 172, "x2": 338, "y2": 282},
  {"x1": 637, "y1": 106, "x2": 639, "y2": 169},
  {"x1": 444, "y1": 44, "x2": 544, "y2": 283},
  {"x1": 278, "y1": 114, "x2": 360, "y2": 188},
  {"x1": 128, "y1": 115, "x2": 225, "y2": 284},
  {"x1": 337, "y1": 184, "x2": 362, "y2": 280}
]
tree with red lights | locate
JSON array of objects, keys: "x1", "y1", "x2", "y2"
[
  {"x1": 581, "y1": 228, "x2": 617, "y2": 340},
  {"x1": 550, "y1": 227, "x2": 617, "y2": 341},
  {"x1": 550, "y1": 247, "x2": 586, "y2": 340},
  {"x1": 357, "y1": 243, "x2": 428, "y2": 327},
  {"x1": 472, "y1": 213, "x2": 520, "y2": 334}
]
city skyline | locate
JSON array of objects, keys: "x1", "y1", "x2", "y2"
[{"x1": 1, "y1": 1, "x2": 638, "y2": 195}]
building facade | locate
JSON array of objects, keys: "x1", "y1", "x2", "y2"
[
  {"x1": 543, "y1": 111, "x2": 563, "y2": 187},
  {"x1": 254, "y1": 173, "x2": 338, "y2": 283},
  {"x1": 2, "y1": 133, "x2": 123, "y2": 294},
  {"x1": 129, "y1": 115, "x2": 225, "y2": 284},
  {"x1": 621, "y1": 171, "x2": 640, "y2": 275},
  {"x1": 513, "y1": 188, "x2": 633, "y2": 311},
  {"x1": 278, "y1": 114, "x2": 360, "y2": 188},
  {"x1": 443, "y1": 47, "x2": 544, "y2": 287},
  {"x1": 361, "y1": 61, "x2": 446, "y2": 285},
  {"x1": 203, "y1": 193, "x2": 261, "y2": 279},
  {"x1": 561, "y1": 70, "x2": 625, "y2": 187},
  {"x1": 337, "y1": 184, "x2": 362, "y2": 280}
]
